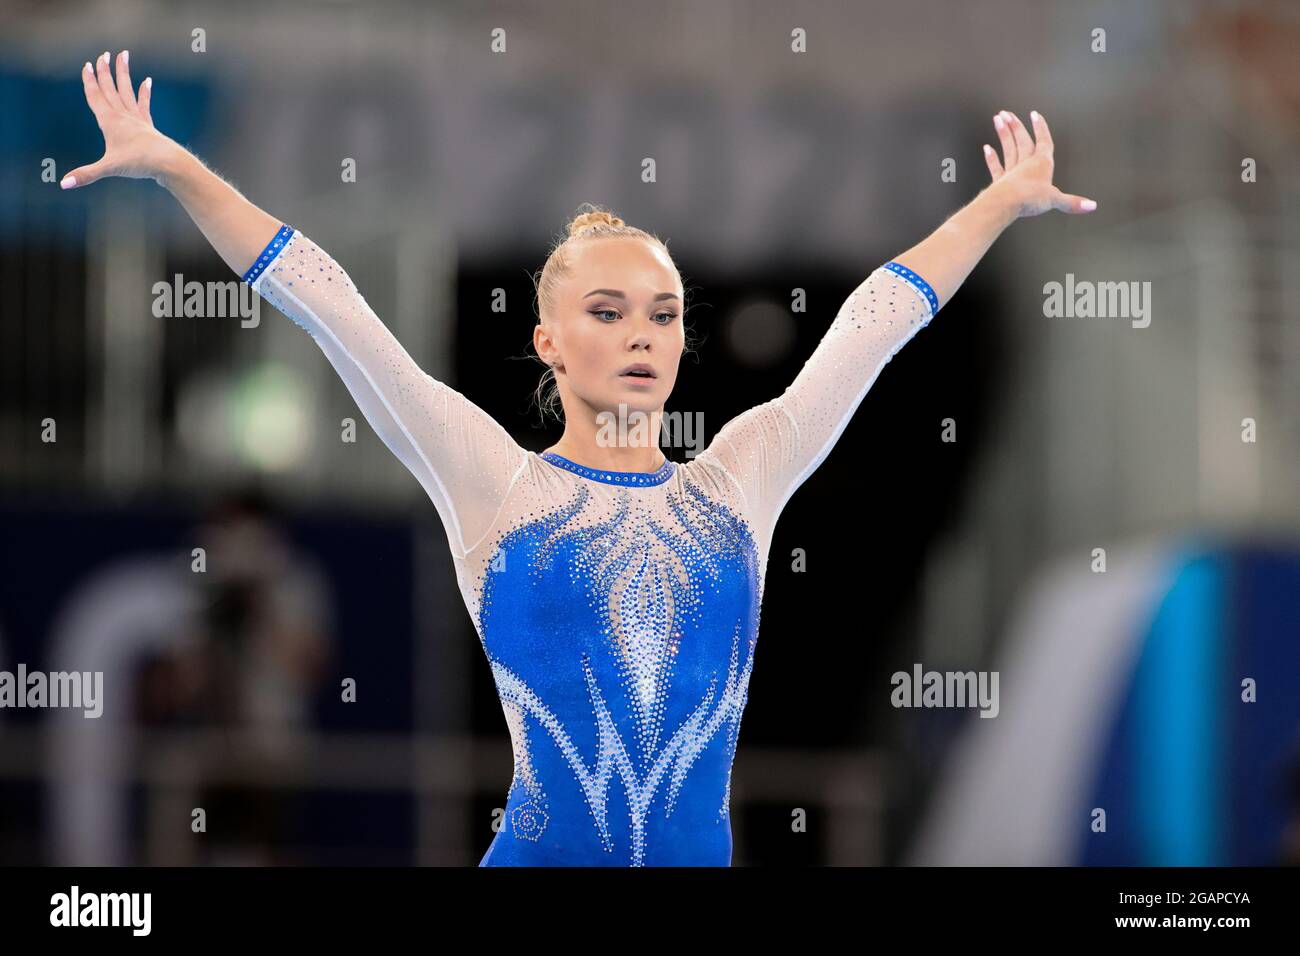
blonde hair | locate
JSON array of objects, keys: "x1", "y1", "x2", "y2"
[{"x1": 529, "y1": 203, "x2": 685, "y2": 425}]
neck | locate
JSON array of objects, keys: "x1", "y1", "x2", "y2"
[{"x1": 545, "y1": 406, "x2": 667, "y2": 473}]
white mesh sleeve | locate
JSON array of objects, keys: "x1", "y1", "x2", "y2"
[
  {"x1": 246, "y1": 226, "x2": 528, "y2": 557},
  {"x1": 694, "y1": 262, "x2": 940, "y2": 540}
]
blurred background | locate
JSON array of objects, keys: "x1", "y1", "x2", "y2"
[{"x1": 2, "y1": 0, "x2": 1299, "y2": 866}]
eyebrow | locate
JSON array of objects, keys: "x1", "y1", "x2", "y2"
[{"x1": 583, "y1": 289, "x2": 680, "y2": 302}]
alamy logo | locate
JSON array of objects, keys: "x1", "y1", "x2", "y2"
[
  {"x1": 152, "y1": 274, "x2": 260, "y2": 328},
  {"x1": 595, "y1": 404, "x2": 704, "y2": 457},
  {"x1": 890, "y1": 663, "x2": 999, "y2": 718},
  {"x1": 0, "y1": 664, "x2": 103, "y2": 718},
  {"x1": 50, "y1": 885, "x2": 151, "y2": 936},
  {"x1": 1042, "y1": 273, "x2": 1151, "y2": 328}
]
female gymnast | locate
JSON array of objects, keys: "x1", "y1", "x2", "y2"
[{"x1": 64, "y1": 50, "x2": 1094, "y2": 866}]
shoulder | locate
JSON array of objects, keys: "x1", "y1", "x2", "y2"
[{"x1": 676, "y1": 452, "x2": 748, "y2": 510}]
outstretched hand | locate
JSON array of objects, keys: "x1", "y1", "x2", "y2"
[
  {"x1": 983, "y1": 109, "x2": 1095, "y2": 218},
  {"x1": 61, "y1": 50, "x2": 177, "y2": 189}
]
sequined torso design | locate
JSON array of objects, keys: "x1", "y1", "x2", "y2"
[
  {"x1": 245, "y1": 225, "x2": 940, "y2": 866},
  {"x1": 473, "y1": 451, "x2": 761, "y2": 865}
]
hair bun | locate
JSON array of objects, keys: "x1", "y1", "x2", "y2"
[{"x1": 566, "y1": 206, "x2": 625, "y2": 239}]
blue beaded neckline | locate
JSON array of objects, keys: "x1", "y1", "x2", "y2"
[{"x1": 540, "y1": 452, "x2": 676, "y2": 486}]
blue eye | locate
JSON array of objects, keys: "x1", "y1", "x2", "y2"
[
  {"x1": 595, "y1": 310, "x2": 681, "y2": 325},
  {"x1": 591, "y1": 309, "x2": 678, "y2": 324}
]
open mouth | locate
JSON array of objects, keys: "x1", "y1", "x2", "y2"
[{"x1": 620, "y1": 364, "x2": 657, "y2": 380}]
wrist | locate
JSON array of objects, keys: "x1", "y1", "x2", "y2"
[
  {"x1": 153, "y1": 140, "x2": 193, "y2": 191},
  {"x1": 981, "y1": 178, "x2": 1023, "y2": 229}
]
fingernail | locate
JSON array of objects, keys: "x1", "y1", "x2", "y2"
[
  {"x1": 84, "y1": 61, "x2": 92, "y2": 74},
  {"x1": 1081, "y1": 199, "x2": 1097, "y2": 211},
  {"x1": 1030, "y1": 110, "x2": 1040, "y2": 121},
  {"x1": 122, "y1": 50, "x2": 129, "y2": 64},
  {"x1": 102, "y1": 51, "x2": 109, "y2": 62},
  {"x1": 61, "y1": 175, "x2": 76, "y2": 189},
  {"x1": 144, "y1": 77, "x2": 152, "y2": 89},
  {"x1": 982, "y1": 144, "x2": 993, "y2": 154},
  {"x1": 994, "y1": 115, "x2": 1005, "y2": 129}
]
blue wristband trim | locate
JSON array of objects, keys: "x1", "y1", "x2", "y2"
[
  {"x1": 242, "y1": 224, "x2": 295, "y2": 286},
  {"x1": 883, "y1": 261, "x2": 939, "y2": 318}
]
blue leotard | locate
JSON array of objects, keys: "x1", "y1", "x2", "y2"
[{"x1": 244, "y1": 225, "x2": 940, "y2": 865}]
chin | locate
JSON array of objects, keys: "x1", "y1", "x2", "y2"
[
  {"x1": 613, "y1": 396, "x2": 660, "y2": 414},
  {"x1": 596, "y1": 393, "x2": 661, "y2": 420}
]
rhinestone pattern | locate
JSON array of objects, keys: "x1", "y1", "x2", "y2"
[
  {"x1": 883, "y1": 260, "x2": 940, "y2": 317},
  {"x1": 248, "y1": 226, "x2": 941, "y2": 865},
  {"x1": 242, "y1": 224, "x2": 295, "y2": 285},
  {"x1": 540, "y1": 451, "x2": 676, "y2": 486}
]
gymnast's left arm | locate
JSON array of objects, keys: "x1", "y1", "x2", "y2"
[{"x1": 695, "y1": 109, "x2": 1095, "y2": 533}]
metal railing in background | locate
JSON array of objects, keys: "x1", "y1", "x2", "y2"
[
  {"x1": 1, "y1": 187, "x2": 455, "y2": 506},
  {"x1": 914, "y1": 56, "x2": 1300, "y2": 681},
  {"x1": 0, "y1": 193, "x2": 91, "y2": 491},
  {"x1": 0, "y1": 724, "x2": 888, "y2": 866}
]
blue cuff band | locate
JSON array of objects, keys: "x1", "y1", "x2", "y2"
[
  {"x1": 242, "y1": 224, "x2": 295, "y2": 286},
  {"x1": 883, "y1": 261, "x2": 939, "y2": 318}
]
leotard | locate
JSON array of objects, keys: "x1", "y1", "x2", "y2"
[{"x1": 244, "y1": 224, "x2": 941, "y2": 865}]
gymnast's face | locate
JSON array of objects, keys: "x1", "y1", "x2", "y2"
[{"x1": 536, "y1": 236, "x2": 685, "y2": 424}]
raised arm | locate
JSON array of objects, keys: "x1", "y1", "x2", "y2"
[
  {"x1": 63, "y1": 51, "x2": 282, "y2": 278},
  {"x1": 697, "y1": 109, "x2": 1095, "y2": 541},
  {"x1": 891, "y1": 109, "x2": 1095, "y2": 301},
  {"x1": 63, "y1": 51, "x2": 528, "y2": 557}
]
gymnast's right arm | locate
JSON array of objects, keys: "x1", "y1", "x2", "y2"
[{"x1": 62, "y1": 51, "x2": 529, "y2": 557}]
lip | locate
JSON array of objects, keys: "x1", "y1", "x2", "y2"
[{"x1": 618, "y1": 363, "x2": 658, "y2": 382}]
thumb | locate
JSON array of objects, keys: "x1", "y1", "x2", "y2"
[
  {"x1": 1052, "y1": 188, "x2": 1097, "y2": 214},
  {"x1": 61, "y1": 158, "x2": 114, "y2": 190}
]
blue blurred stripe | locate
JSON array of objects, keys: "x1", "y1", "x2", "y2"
[{"x1": 1134, "y1": 551, "x2": 1224, "y2": 865}]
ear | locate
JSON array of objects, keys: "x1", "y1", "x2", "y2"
[{"x1": 533, "y1": 321, "x2": 556, "y2": 364}]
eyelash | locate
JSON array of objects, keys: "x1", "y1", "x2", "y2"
[{"x1": 591, "y1": 309, "x2": 678, "y2": 325}]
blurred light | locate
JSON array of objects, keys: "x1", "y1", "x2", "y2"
[
  {"x1": 175, "y1": 362, "x2": 314, "y2": 473},
  {"x1": 724, "y1": 298, "x2": 796, "y2": 368},
  {"x1": 232, "y1": 363, "x2": 313, "y2": 472}
]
